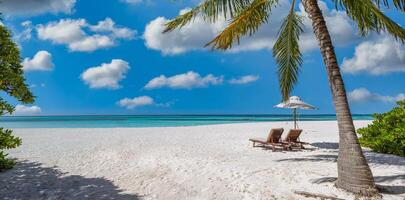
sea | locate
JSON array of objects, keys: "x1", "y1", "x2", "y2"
[{"x1": 0, "y1": 115, "x2": 373, "y2": 128}]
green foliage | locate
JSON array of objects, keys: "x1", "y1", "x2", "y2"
[
  {"x1": 333, "y1": 0, "x2": 405, "y2": 41},
  {"x1": 358, "y1": 100, "x2": 405, "y2": 157},
  {"x1": 273, "y1": 10, "x2": 303, "y2": 101},
  {"x1": 0, "y1": 25, "x2": 34, "y2": 104},
  {"x1": 0, "y1": 24, "x2": 34, "y2": 171},
  {"x1": 0, "y1": 128, "x2": 22, "y2": 171},
  {"x1": 205, "y1": 0, "x2": 276, "y2": 50},
  {"x1": 164, "y1": 0, "x2": 253, "y2": 33},
  {"x1": 371, "y1": 0, "x2": 405, "y2": 11}
]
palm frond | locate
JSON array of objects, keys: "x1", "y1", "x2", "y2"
[
  {"x1": 206, "y1": 0, "x2": 277, "y2": 50},
  {"x1": 371, "y1": 0, "x2": 405, "y2": 12},
  {"x1": 199, "y1": 0, "x2": 253, "y2": 21},
  {"x1": 164, "y1": 7, "x2": 201, "y2": 33},
  {"x1": 272, "y1": 12, "x2": 303, "y2": 101},
  {"x1": 333, "y1": 0, "x2": 405, "y2": 41},
  {"x1": 164, "y1": 0, "x2": 252, "y2": 33}
]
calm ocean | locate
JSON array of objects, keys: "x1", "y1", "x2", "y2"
[{"x1": 0, "y1": 115, "x2": 373, "y2": 128}]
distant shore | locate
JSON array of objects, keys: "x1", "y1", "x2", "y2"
[{"x1": 1, "y1": 121, "x2": 404, "y2": 199}]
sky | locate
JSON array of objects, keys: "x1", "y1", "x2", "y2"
[{"x1": 0, "y1": 0, "x2": 404, "y2": 115}]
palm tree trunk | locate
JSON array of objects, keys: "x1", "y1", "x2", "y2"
[{"x1": 301, "y1": 0, "x2": 378, "y2": 195}]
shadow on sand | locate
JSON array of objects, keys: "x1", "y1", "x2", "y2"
[
  {"x1": 310, "y1": 175, "x2": 405, "y2": 195},
  {"x1": 310, "y1": 142, "x2": 339, "y2": 150},
  {"x1": 278, "y1": 142, "x2": 405, "y2": 195},
  {"x1": 307, "y1": 142, "x2": 405, "y2": 166},
  {"x1": 0, "y1": 161, "x2": 139, "y2": 200}
]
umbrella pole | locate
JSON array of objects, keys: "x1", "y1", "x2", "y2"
[{"x1": 293, "y1": 108, "x2": 297, "y2": 129}]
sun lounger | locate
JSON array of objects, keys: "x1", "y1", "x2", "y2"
[
  {"x1": 249, "y1": 128, "x2": 285, "y2": 151},
  {"x1": 282, "y1": 129, "x2": 308, "y2": 149}
]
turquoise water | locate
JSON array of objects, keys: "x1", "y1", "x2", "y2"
[{"x1": 0, "y1": 115, "x2": 373, "y2": 128}]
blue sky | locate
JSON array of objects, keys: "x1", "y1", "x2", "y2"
[{"x1": 1, "y1": 0, "x2": 404, "y2": 115}]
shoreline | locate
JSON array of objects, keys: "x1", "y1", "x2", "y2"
[
  {"x1": 1, "y1": 120, "x2": 404, "y2": 199},
  {"x1": 3, "y1": 119, "x2": 373, "y2": 129}
]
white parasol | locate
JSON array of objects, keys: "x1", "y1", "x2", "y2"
[{"x1": 275, "y1": 96, "x2": 317, "y2": 129}]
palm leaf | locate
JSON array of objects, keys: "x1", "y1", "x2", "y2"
[
  {"x1": 273, "y1": 12, "x2": 303, "y2": 101},
  {"x1": 206, "y1": 0, "x2": 277, "y2": 50},
  {"x1": 164, "y1": 0, "x2": 252, "y2": 33},
  {"x1": 333, "y1": 0, "x2": 405, "y2": 41},
  {"x1": 371, "y1": 0, "x2": 405, "y2": 11},
  {"x1": 199, "y1": 0, "x2": 253, "y2": 21}
]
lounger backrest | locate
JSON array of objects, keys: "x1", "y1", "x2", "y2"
[
  {"x1": 267, "y1": 128, "x2": 284, "y2": 143},
  {"x1": 285, "y1": 129, "x2": 303, "y2": 142}
]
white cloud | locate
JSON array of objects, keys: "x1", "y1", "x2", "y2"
[
  {"x1": 143, "y1": 8, "x2": 226, "y2": 55},
  {"x1": 16, "y1": 21, "x2": 33, "y2": 42},
  {"x1": 37, "y1": 18, "x2": 136, "y2": 52},
  {"x1": 143, "y1": 0, "x2": 358, "y2": 55},
  {"x1": 89, "y1": 17, "x2": 136, "y2": 39},
  {"x1": 13, "y1": 105, "x2": 41, "y2": 115},
  {"x1": 37, "y1": 19, "x2": 87, "y2": 43},
  {"x1": 348, "y1": 88, "x2": 405, "y2": 103},
  {"x1": 342, "y1": 36, "x2": 405, "y2": 75},
  {"x1": 81, "y1": 59, "x2": 130, "y2": 89},
  {"x1": 117, "y1": 96, "x2": 154, "y2": 109},
  {"x1": 69, "y1": 35, "x2": 114, "y2": 52},
  {"x1": 144, "y1": 71, "x2": 223, "y2": 90},
  {"x1": 22, "y1": 51, "x2": 54, "y2": 72},
  {"x1": 229, "y1": 75, "x2": 259, "y2": 84},
  {"x1": 0, "y1": 0, "x2": 76, "y2": 16}
]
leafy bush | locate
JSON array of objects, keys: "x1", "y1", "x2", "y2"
[
  {"x1": 0, "y1": 128, "x2": 22, "y2": 171},
  {"x1": 0, "y1": 24, "x2": 34, "y2": 171},
  {"x1": 358, "y1": 100, "x2": 405, "y2": 157}
]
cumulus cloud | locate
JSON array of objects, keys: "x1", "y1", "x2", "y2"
[
  {"x1": 143, "y1": 0, "x2": 358, "y2": 55},
  {"x1": 117, "y1": 96, "x2": 154, "y2": 109},
  {"x1": 22, "y1": 51, "x2": 54, "y2": 72},
  {"x1": 68, "y1": 35, "x2": 114, "y2": 52},
  {"x1": 144, "y1": 71, "x2": 223, "y2": 90},
  {"x1": 229, "y1": 75, "x2": 259, "y2": 84},
  {"x1": 89, "y1": 17, "x2": 137, "y2": 39},
  {"x1": 342, "y1": 36, "x2": 405, "y2": 75},
  {"x1": 81, "y1": 59, "x2": 130, "y2": 89},
  {"x1": 348, "y1": 88, "x2": 405, "y2": 103},
  {"x1": 0, "y1": 0, "x2": 76, "y2": 16},
  {"x1": 37, "y1": 19, "x2": 86, "y2": 43},
  {"x1": 13, "y1": 105, "x2": 41, "y2": 115},
  {"x1": 143, "y1": 8, "x2": 226, "y2": 55},
  {"x1": 36, "y1": 18, "x2": 136, "y2": 52}
]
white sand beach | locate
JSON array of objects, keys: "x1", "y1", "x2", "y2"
[{"x1": 1, "y1": 121, "x2": 404, "y2": 200}]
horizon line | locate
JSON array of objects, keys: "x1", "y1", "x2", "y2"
[{"x1": 3, "y1": 113, "x2": 374, "y2": 117}]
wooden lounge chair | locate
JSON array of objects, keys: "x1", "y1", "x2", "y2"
[
  {"x1": 282, "y1": 129, "x2": 308, "y2": 149},
  {"x1": 249, "y1": 128, "x2": 285, "y2": 151}
]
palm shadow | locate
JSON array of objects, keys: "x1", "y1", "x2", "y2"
[
  {"x1": 310, "y1": 142, "x2": 339, "y2": 150},
  {"x1": 311, "y1": 175, "x2": 405, "y2": 195},
  {"x1": 374, "y1": 174, "x2": 405, "y2": 194},
  {"x1": 0, "y1": 161, "x2": 140, "y2": 200},
  {"x1": 279, "y1": 142, "x2": 405, "y2": 195},
  {"x1": 276, "y1": 154, "x2": 338, "y2": 162},
  {"x1": 308, "y1": 142, "x2": 405, "y2": 166}
]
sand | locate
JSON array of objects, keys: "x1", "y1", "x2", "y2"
[{"x1": 1, "y1": 121, "x2": 404, "y2": 200}]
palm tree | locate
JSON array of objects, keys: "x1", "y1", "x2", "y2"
[{"x1": 164, "y1": 0, "x2": 405, "y2": 196}]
